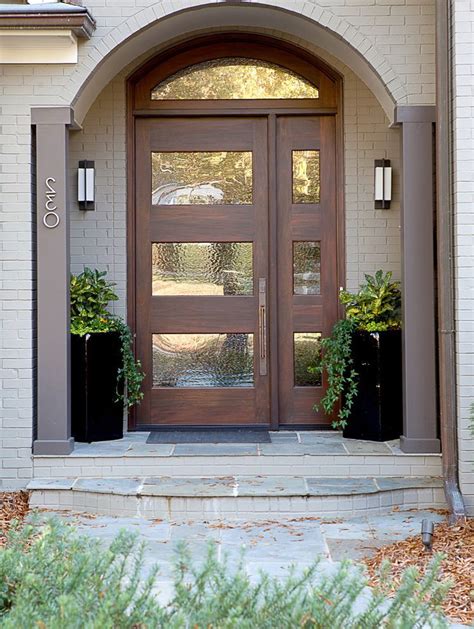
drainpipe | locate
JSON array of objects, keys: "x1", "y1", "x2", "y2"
[{"x1": 435, "y1": 0, "x2": 466, "y2": 522}]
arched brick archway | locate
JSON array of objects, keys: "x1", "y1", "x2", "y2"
[{"x1": 68, "y1": 2, "x2": 405, "y2": 125}]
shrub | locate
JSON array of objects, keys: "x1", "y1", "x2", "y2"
[{"x1": 0, "y1": 518, "x2": 450, "y2": 628}]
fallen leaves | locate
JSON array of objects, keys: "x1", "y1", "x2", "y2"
[
  {"x1": 0, "y1": 491, "x2": 29, "y2": 546},
  {"x1": 363, "y1": 518, "x2": 474, "y2": 625}
]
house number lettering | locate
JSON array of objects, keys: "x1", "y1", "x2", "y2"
[{"x1": 43, "y1": 177, "x2": 60, "y2": 229}]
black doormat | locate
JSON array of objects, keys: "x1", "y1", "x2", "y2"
[{"x1": 146, "y1": 428, "x2": 271, "y2": 444}]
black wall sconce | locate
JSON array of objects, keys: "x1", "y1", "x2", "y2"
[
  {"x1": 78, "y1": 160, "x2": 95, "y2": 211},
  {"x1": 374, "y1": 158, "x2": 392, "y2": 209}
]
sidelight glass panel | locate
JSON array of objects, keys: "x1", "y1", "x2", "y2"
[
  {"x1": 151, "y1": 58, "x2": 319, "y2": 100},
  {"x1": 152, "y1": 333, "x2": 254, "y2": 387},
  {"x1": 151, "y1": 151, "x2": 253, "y2": 205},
  {"x1": 294, "y1": 332, "x2": 322, "y2": 387},
  {"x1": 293, "y1": 241, "x2": 321, "y2": 295},
  {"x1": 152, "y1": 242, "x2": 253, "y2": 295},
  {"x1": 292, "y1": 150, "x2": 320, "y2": 203}
]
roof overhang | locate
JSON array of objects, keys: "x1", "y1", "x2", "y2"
[{"x1": 0, "y1": 3, "x2": 95, "y2": 62}]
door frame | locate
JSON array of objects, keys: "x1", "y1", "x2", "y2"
[{"x1": 126, "y1": 34, "x2": 345, "y2": 430}]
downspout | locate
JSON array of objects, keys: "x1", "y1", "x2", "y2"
[{"x1": 435, "y1": 0, "x2": 466, "y2": 522}]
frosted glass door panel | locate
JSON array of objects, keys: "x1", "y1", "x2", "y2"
[{"x1": 152, "y1": 151, "x2": 253, "y2": 205}]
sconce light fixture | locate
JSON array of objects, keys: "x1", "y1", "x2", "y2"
[
  {"x1": 78, "y1": 160, "x2": 95, "y2": 211},
  {"x1": 374, "y1": 159, "x2": 392, "y2": 209}
]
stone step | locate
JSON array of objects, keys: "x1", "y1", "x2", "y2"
[{"x1": 28, "y1": 476, "x2": 446, "y2": 521}]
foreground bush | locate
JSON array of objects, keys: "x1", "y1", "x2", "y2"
[{"x1": 0, "y1": 519, "x2": 450, "y2": 628}]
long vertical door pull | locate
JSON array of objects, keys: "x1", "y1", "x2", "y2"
[{"x1": 259, "y1": 278, "x2": 267, "y2": 375}]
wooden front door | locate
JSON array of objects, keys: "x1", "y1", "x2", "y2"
[
  {"x1": 136, "y1": 117, "x2": 270, "y2": 426},
  {"x1": 134, "y1": 113, "x2": 338, "y2": 429}
]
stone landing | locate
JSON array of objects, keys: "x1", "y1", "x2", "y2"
[{"x1": 29, "y1": 432, "x2": 445, "y2": 520}]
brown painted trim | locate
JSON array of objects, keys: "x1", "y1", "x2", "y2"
[
  {"x1": 126, "y1": 81, "x2": 137, "y2": 431},
  {"x1": 0, "y1": 13, "x2": 95, "y2": 38},
  {"x1": 435, "y1": 0, "x2": 466, "y2": 519},
  {"x1": 335, "y1": 84, "x2": 346, "y2": 319},
  {"x1": 128, "y1": 33, "x2": 342, "y2": 90},
  {"x1": 267, "y1": 113, "x2": 279, "y2": 429},
  {"x1": 31, "y1": 106, "x2": 75, "y2": 126},
  {"x1": 399, "y1": 437, "x2": 441, "y2": 454},
  {"x1": 394, "y1": 105, "x2": 436, "y2": 124},
  {"x1": 132, "y1": 108, "x2": 339, "y2": 117},
  {"x1": 32, "y1": 108, "x2": 74, "y2": 455},
  {"x1": 399, "y1": 119, "x2": 440, "y2": 454}
]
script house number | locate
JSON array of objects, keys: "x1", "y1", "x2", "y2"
[{"x1": 43, "y1": 177, "x2": 60, "y2": 229}]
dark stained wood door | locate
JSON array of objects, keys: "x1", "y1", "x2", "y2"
[
  {"x1": 134, "y1": 115, "x2": 338, "y2": 428},
  {"x1": 276, "y1": 116, "x2": 338, "y2": 426},
  {"x1": 135, "y1": 117, "x2": 270, "y2": 426}
]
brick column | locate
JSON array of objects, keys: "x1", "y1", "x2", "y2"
[
  {"x1": 32, "y1": 107, "x2": 75, "y2": 455},
  {"x1": 395, "y1": 106, "x2": 440, "y2": 454}
]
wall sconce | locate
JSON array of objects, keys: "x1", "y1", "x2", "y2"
[
  {"x1": 374, "y1": 159, "x2": 392, "y2": 209},
  {"x1": 78, "y1": 160, "x2": 95, "y2": 211}
]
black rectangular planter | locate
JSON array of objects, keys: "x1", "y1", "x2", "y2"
[
  {"x1": 71, "y1": 331, "x2": 124, "y2": 443},
  {"x1": 343, "y1": 330, "x2": 402, "y2": 442}
]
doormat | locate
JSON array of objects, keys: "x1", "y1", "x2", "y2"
[{"x1": 146, "y1": 428, "x2": 271, "y2": 444}]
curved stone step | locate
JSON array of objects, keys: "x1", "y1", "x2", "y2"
[{"x1": 27, "y1": 476, "x2": 445, "y2": 521}]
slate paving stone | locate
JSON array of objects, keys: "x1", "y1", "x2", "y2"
[
  {"x1": 27, "y1": 478, "x2": 75, "y2": 490},
  {"x1": 173, "y1": 444, "x2": 258, "y2": 456},
  {"x1": 376, "y1": 476, "x2": 443, "y2": 491},
  {"x1": 343, "y1": 440, "x2": 392, "y2": 454},
  {"x1": 125, "y1": 443, "x2": 174, "y2": 457},
  {"x1": 298, "y1": 431, "x2": 344, "y2": 443},
  {"x1": 320, "y1": 517, "x2": 374, "y2": 540},
  {"x1": 268, "y1": 431, "x2": 299, "y2": 443},
  {"x1": 141, "y1": 477, "x2": 236, "y2": 497},
  {"x1": 259, "y1": 442, "x2": 346, "y2": 455},
  {"x1": 325, "y1": 538, "x2": 388, "y2": 562},
  {"x1": 73, "y1": 478, "x2": 142, "y2": 495},
  {"x1": 71, "y1": 443, "x2": 131, "y2": 457},
  {"x1": 123, "y1": 432, "x2": 151, "y2": 442},
  {"x1": 306, "y1": 477, "x2": 378, "y2": 495},
  {"x1": 235, "y1": 476, "x2": 307, "y2": 496}
]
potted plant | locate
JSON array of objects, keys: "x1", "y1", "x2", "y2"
[
  {"x1": 70, "y1": 268, "x2": 144, "y2": 442},
  {"x1": 310, "y1": 270, "x2": 402, "y2": 441}
]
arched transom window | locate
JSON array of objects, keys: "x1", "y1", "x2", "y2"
[{"x1": 151, "y1": 58, "x2": 320, "y2": 100}]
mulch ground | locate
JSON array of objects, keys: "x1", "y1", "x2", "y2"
[
  {"x1": 363, "y1": 518, "x2": 474, "y2": 625},
  {"x1": 0, "y1": 491, "x2": 30, "y2": 546}
]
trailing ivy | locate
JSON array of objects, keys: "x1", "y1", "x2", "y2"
[
  {"x1": 70, "y1": 268, "x2": 144, "y2": 408},
  {"x1": 310, "y1": 318, "x2": 358, "y2": 429},
  {"x1": 112, "y1": 318, "x2": 144, "y2": 408}
]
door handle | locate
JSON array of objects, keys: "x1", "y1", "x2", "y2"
[{"x1": 259, "y1": 278, "x2": 267, "y2": 376}]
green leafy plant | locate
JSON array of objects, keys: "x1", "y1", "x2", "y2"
[
  {"x1": 311, "y1": 271, "x2": 402, "y2": 428},
  {"x1": 70, "y1": 268, "x2": 118, "y2": 333},
  {"x1": 0, "y1": 518, "x2": 450, "y2": 628},
  {"x1": 70, "y1": 268, "x2": 144, "y2": 408},
  {"x1": 339, "y1": 270, "x2": 401, "y2": 332}
]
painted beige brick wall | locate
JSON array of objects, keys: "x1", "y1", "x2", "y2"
[{"x1": 452, "y1": 0, "x2": 474, "y2": 516}]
